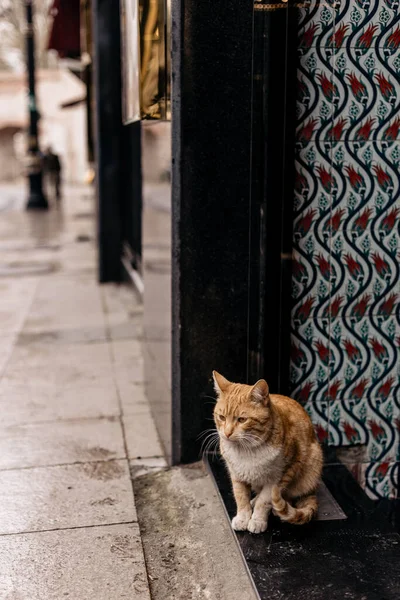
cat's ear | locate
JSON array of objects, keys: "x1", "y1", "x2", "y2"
[
  {"x1": 212, "y1": 371, "x2": 231, "y2": 394},
  {"x1": 250, "y1": 379, "x2": 270, "y2": 405}
]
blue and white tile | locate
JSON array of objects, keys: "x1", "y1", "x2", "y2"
[
  {"x1": 335, "y1": 2, "x2": 400, "y2": 39},
  {"x1": 297, "y1": 50, "x2": 335, "y2": 137},
  {"x1": 364, "y1": 461, "x2": 399, "y2": 499},
  {"x1": 328, "y1": 316, "x2": 398, "y2": 401},
  {"x1": 290, "y1": 318, "x2": 331, "y2": 403}
]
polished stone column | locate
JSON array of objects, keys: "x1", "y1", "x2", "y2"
[{"x1": 171, "y1": 0, "x2": 254, "y2": 463}]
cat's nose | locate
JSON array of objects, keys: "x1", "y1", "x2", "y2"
[{"x1": 225, "y1": 428, "x2": 233, "y2": 438}]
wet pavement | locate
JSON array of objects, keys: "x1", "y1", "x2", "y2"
[{"x1": 0, "y1": 183, "x2": 163, "y2": 599}]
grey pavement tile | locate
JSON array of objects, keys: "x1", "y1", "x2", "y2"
[
  {"x1": 30, "y1": 275, "x2": 102, "y2": 303},
  {"x1": 0, "y1": 379, "x2": 120, "y2": 425},
  {"x1": 117, "y1": 381, "x2": 150, "y2": 415},
  {"x1": 0, "y1": 333, "x2": 17, "y2": 376},
  {"x1": 130, "y1": 457, "x2": 168, "y2": 468},
  {"x1": 3, "y1": 360, "x2": 114, "y2": 390},
  {"x1": 105, "y1": 322, "x2": 143, "y2": 341},
  {"x1": 16, "y1": 326, "x2": 107, "y2": 345},
  {"x1": 130, "y1": 457, "x2": 168, "y2": 479},
  {"x1": 123, "y1": 413, "x2": 164, "y2": 459},
  {"x1": 0, "y1": 460, "x2": 135, "y2": 534},
  {"x1": 108, "y1": 320, "x2": 143, "y2": 340},
  {"x1": 59, "y1": 261, "x2": 98, "y2": 277},
  {"x1": 111, "y1": 340, "x2": 147, "y2": 413},
  {"x1": 0, "y1": 279, "x2": 37, "y2": 333},
  {"x1": 111, "y1": 340, "x2": 145, "y2": 384},
  {"x1": 101, "y1": 282, "x2": 142, "y2": 315},
  {"x1": 8, "y1": 339, "x2": 112, "y2": 370},
  {"x1": 0, "y1": 523, "x2": 150, "y2": 600},
  {"x1": 0, "y1": 278, "x2": 37, "y2": 307},
  {"x1": 0, "y1": 306, "x2": 29, "y2": 335},
  {"x1": 0, "y1": 418, "x2": 125, "y2": 470},
  {"x1": 23, "y1": 313, "x2": 106, "y2": 335},
  {"x1": 23, "y1": 277, "x2": 105, "y2": 333},
  {"x1": 111, "y1": 339, "x2": 142, "y2": 367}
]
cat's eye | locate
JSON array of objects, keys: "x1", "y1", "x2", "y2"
[
  {"x1": 218, "y1": 414, "x2": 226, "y2": 422},
  {"x1": 237, "y1": 417, "x2": 247, "y2": 423}
]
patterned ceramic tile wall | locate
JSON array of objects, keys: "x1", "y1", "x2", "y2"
[{"x1": 290, "y1": 0, "x2": 400, "y2": 499}]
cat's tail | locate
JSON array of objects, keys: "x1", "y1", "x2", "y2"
[{"x1": 271, "y1": 486, "x2": 318, "y2": 525}]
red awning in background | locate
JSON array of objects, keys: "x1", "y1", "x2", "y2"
[{"x1": 47, "y1": 0, "x2": 81, "y2": 58}]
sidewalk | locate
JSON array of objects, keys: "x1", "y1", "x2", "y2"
[{"x1": 0, "y1": 184, "x2": 164, "y2": 599}]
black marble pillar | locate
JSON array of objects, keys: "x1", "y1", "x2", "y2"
[
  {"x1": 171, "y1": 0, "x2": 254, "y2": 463},
  {"x1": 93, "y1": 0, "x2": 124, "y2": 282},
  {"x1": 93, "y1": 0, "x2": 142, "y2": 282},
  {"x1": 121, "y1": 122, "x2": 142, "y2": 271}
]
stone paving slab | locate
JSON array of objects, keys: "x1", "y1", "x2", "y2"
[
  {"x1": 0, "y1": 417, "x2": 125, "y2": 470},
  {"x1": 0, "y1": 379, "x2": 120, "y2": 425},
  {"x1": 2, "y1": 363, "x2": 114, "y2": 391},
  {"x1": 0, "y1": 334, "x2": 17, "y2": 376},
  {"x1": 117, "y1": 380, "x2": 150, "y2": 415},
  {"x1": 0, "y1": 279, "x2": 38, "y2": 306},
  {"x1": 0, "y1": 460, "x2": 135, "y2": 535},
  {"x1": 124, "y1": 413, "x2": 164, "y2": 459},
  {"x1": 19, "y1": 325, "x2": 108, "y2": 344},
  {"x1": 110, "y1": 339, "x2": 143, "y2": 368},
  {"x1": 8, "y1": 339, "x2": 113, "y2": 369},
  {"x1": 130, "y1": 457, "x2": 168, "y2": 479},
  {"x1": 134, "y1": 464, "x2": 259, "y2": 600},
  {"x1": 0, "y1": 280, "x2": 37, "y2": 334},
  {"x1": 0, "y1": 523, "x2": 150, "y2": 600},
  {"x1": 23, "y1": 278, "x2": 105, "y2": 333}
]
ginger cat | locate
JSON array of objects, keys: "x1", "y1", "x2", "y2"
[{"x1": 212, "y1": 371, "x2": 323, "y2": 534}]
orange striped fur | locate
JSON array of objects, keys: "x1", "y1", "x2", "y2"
[{"x1": 213, "y1": 371, "x2": 323, "y2": 534}]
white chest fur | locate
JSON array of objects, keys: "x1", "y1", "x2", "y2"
[{"x1": 221, "y1": 441, "x2": 284, "y2": 490}]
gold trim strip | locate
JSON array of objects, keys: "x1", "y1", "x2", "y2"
[
  {"x1": 254, "y1": 1, "x2": 329, "y2": 10},
  {"x1": 254, "y1": 3, "x2": 288, "y2": 10}
]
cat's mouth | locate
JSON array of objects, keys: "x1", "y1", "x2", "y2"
[{"x1": 219, "y1": 433, "x2": 237, "y2": 443}]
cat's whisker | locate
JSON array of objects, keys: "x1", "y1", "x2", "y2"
[
  {"x1": 211, "y1": 432, "x2": 222, "y2": 459},
  {"x1": 200, "y1": 433, "x2": 218, "y2": 450},
  {"x1": 197, "y1": 428, "x2": 217, "y2": 440},
  {"x1": 242, "y1": 431, "x2": 262, "y2": 440},
  {"x1": 200, "y1": 438, "x2": 216, "y2": 454},
  {"x1": 213, "y1": 441, "x2": 220, "y2": 460},
  {"x1": 201, "y1": 439, "x2": 214, "y2": 457},
  {"x1": 200, "y1": 432, "x2": 220, "y2": 456},
  {"x1": 241, "y1": 432, "x2": 264, "y2": 447},
  {"x1": 199, "y1": 432, "x2": 213, "y2": 446},
  {"x1": 237, "y1": 433, "x2": 256, "y2": 446},
  {"x1": 203, "y1": 437, "x2": 220, "y2": 460},
  {"x1": 240, "y1": 438, "x2": 254, "y2": 456},
  {"x1": 235, "y1": 436, "x2": 251, "y2": 455}
]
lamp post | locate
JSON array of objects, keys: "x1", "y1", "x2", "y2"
[{"x1": 25, "y1": 0, "x2": 48, "y2": 210}]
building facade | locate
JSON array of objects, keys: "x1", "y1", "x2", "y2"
[{"x1": 59, "y1": 0, "x2": 399, "y2": 499}]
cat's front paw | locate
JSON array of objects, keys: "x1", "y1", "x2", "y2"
[
  {"x1": 232, "y1": 511, "x2": 252, "y2": 531},
  {"x1": 247, "y1": 517, "x2": 268, "y2": 534}
]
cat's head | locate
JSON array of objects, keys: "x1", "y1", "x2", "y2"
[{"x1": 212, "y1": 371, "x2": 271, "y2": 448}]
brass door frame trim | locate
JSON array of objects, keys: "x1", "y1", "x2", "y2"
[{"x1": 254, "y1": 1, "x2": 319, "y2": 10}]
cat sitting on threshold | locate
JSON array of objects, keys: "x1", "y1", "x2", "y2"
[{"x1": 212, "y1": 371, "x2": 323, "y2": 534}]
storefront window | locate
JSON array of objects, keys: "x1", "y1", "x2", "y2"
[{"x1": 121, "y1": 0, "x2": 171, "y2": 122}]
